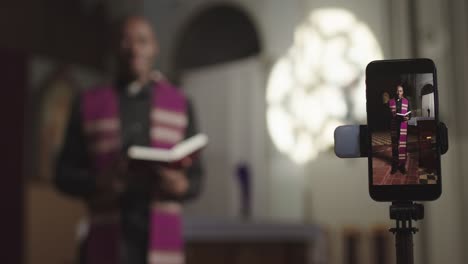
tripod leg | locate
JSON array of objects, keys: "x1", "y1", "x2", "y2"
[{"x1": 395, "y1": 230, "x2": 414, "y2": 264}]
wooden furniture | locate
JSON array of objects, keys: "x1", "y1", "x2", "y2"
[
  {"x1": 184, "y1": 218, "x2": 323, "y2": 264},
  {"x1": 417, "y1": 119, "x2": 437, "y2": 172}
]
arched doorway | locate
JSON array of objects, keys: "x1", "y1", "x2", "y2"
[
  {"x1": 174, "y1": 4, "x2": 267, "y2": 219},
  {"x1": 172, "y1": 4, "x2": 261, "y2": 79}
]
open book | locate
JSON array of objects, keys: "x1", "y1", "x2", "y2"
[
  {"x1": 128, "y1": 134, "x2": 208, "y2": 162},
  {"x1": 396, "y1": 111, "x2": 411, "y2": 117}
]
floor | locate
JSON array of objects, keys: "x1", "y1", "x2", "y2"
[{"x1": 371, "y1": 132, "x2": 437, "y2": 185}]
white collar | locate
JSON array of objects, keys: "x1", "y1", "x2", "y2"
[{"x1": 127, "y1": 81, "x2": 143, "y2": 96}]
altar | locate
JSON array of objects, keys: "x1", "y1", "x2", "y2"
[{"x1": 183, "y1": 217, "x2": 324, "y2": 264}]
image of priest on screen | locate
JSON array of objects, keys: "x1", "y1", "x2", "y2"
[{"x1": 389, "y1": 84, "x2": 411, "y2": 174}]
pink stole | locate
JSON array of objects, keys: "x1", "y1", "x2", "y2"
[
  {"x1": 389, "y1": 98, "x2": 409, "y2": 166},
  {"x1": 148, "y1": 203, "x2": 184, "y2": 264},
  {"x1": 81, "y1": 81, "x2": 187, "y2": 264},
  {"x1": 148, "y1": 82, "x2": 187, "y2": 264},
  {"x1": 82, "y1": 86, "x2": 122, "y2": 264}
]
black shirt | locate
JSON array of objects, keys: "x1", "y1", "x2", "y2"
[
  {"x1": 54, "y1": 82, "x2": 203, "y2": 264},
  {"x1": 395, "y1": 97, "x2": 412, "y2": 119}
]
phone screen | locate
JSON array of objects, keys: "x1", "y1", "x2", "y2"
[{"x1": 368, "y1": 72, "x2": 439, "y2": 186}]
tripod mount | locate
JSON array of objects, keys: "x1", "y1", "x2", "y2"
[{"x1": 389, "y1": 201, "x2": 424, "y2": 264}]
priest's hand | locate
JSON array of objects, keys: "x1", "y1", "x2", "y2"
[
  {"x1": 159, "y1": 168, "x2": 189, "y2": 197},
  {"x1": 158, "y1": 157, "x2": 192, "y2": 197}
]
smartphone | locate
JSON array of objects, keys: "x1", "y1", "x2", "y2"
[{"x1": 366, "y1": 59, "x2": 441, "y2": 201}]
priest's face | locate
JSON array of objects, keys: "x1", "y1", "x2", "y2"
[
  {"x1": 396, "y1": 85, "x2": 404, "y2": 98},
  {"x1": 118, "y1": 17, "x2": 158, "y2": 82}
]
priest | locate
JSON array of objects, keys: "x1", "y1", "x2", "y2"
[
  {"x1": 55, "y1": 16, "x2": 203, "y2": 264},
  {"x1": 389, "y1": 84, "x2": 411, "y2": 174}
]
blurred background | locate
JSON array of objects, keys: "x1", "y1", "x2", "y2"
[{"x1": 1, "y1": 0, "x2": 467, "y2": 264}]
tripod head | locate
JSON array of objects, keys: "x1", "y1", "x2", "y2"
[
  {"x1": 389, "y1": 201, "x2": 423, "y2": 237},
  {"x1": 390, "y1": 201, "x2": 424, "y2": 223},
  {"x1": 388, "y1": 201, "x2": 424, "y2": 264}
]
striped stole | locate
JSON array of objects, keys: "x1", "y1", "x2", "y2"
[
  {"x1": 82, "y1": 86, "x2": 122, "y2": 264},
  {"x1": 81, "y1": 81, "x2": 188, "y2": 264},
  {"x1": 148, "y1": 82, "x2": 187, "y2": 264},
  {"x1": 389, "y1": 98, "x2": 409, "y2": 166}
]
